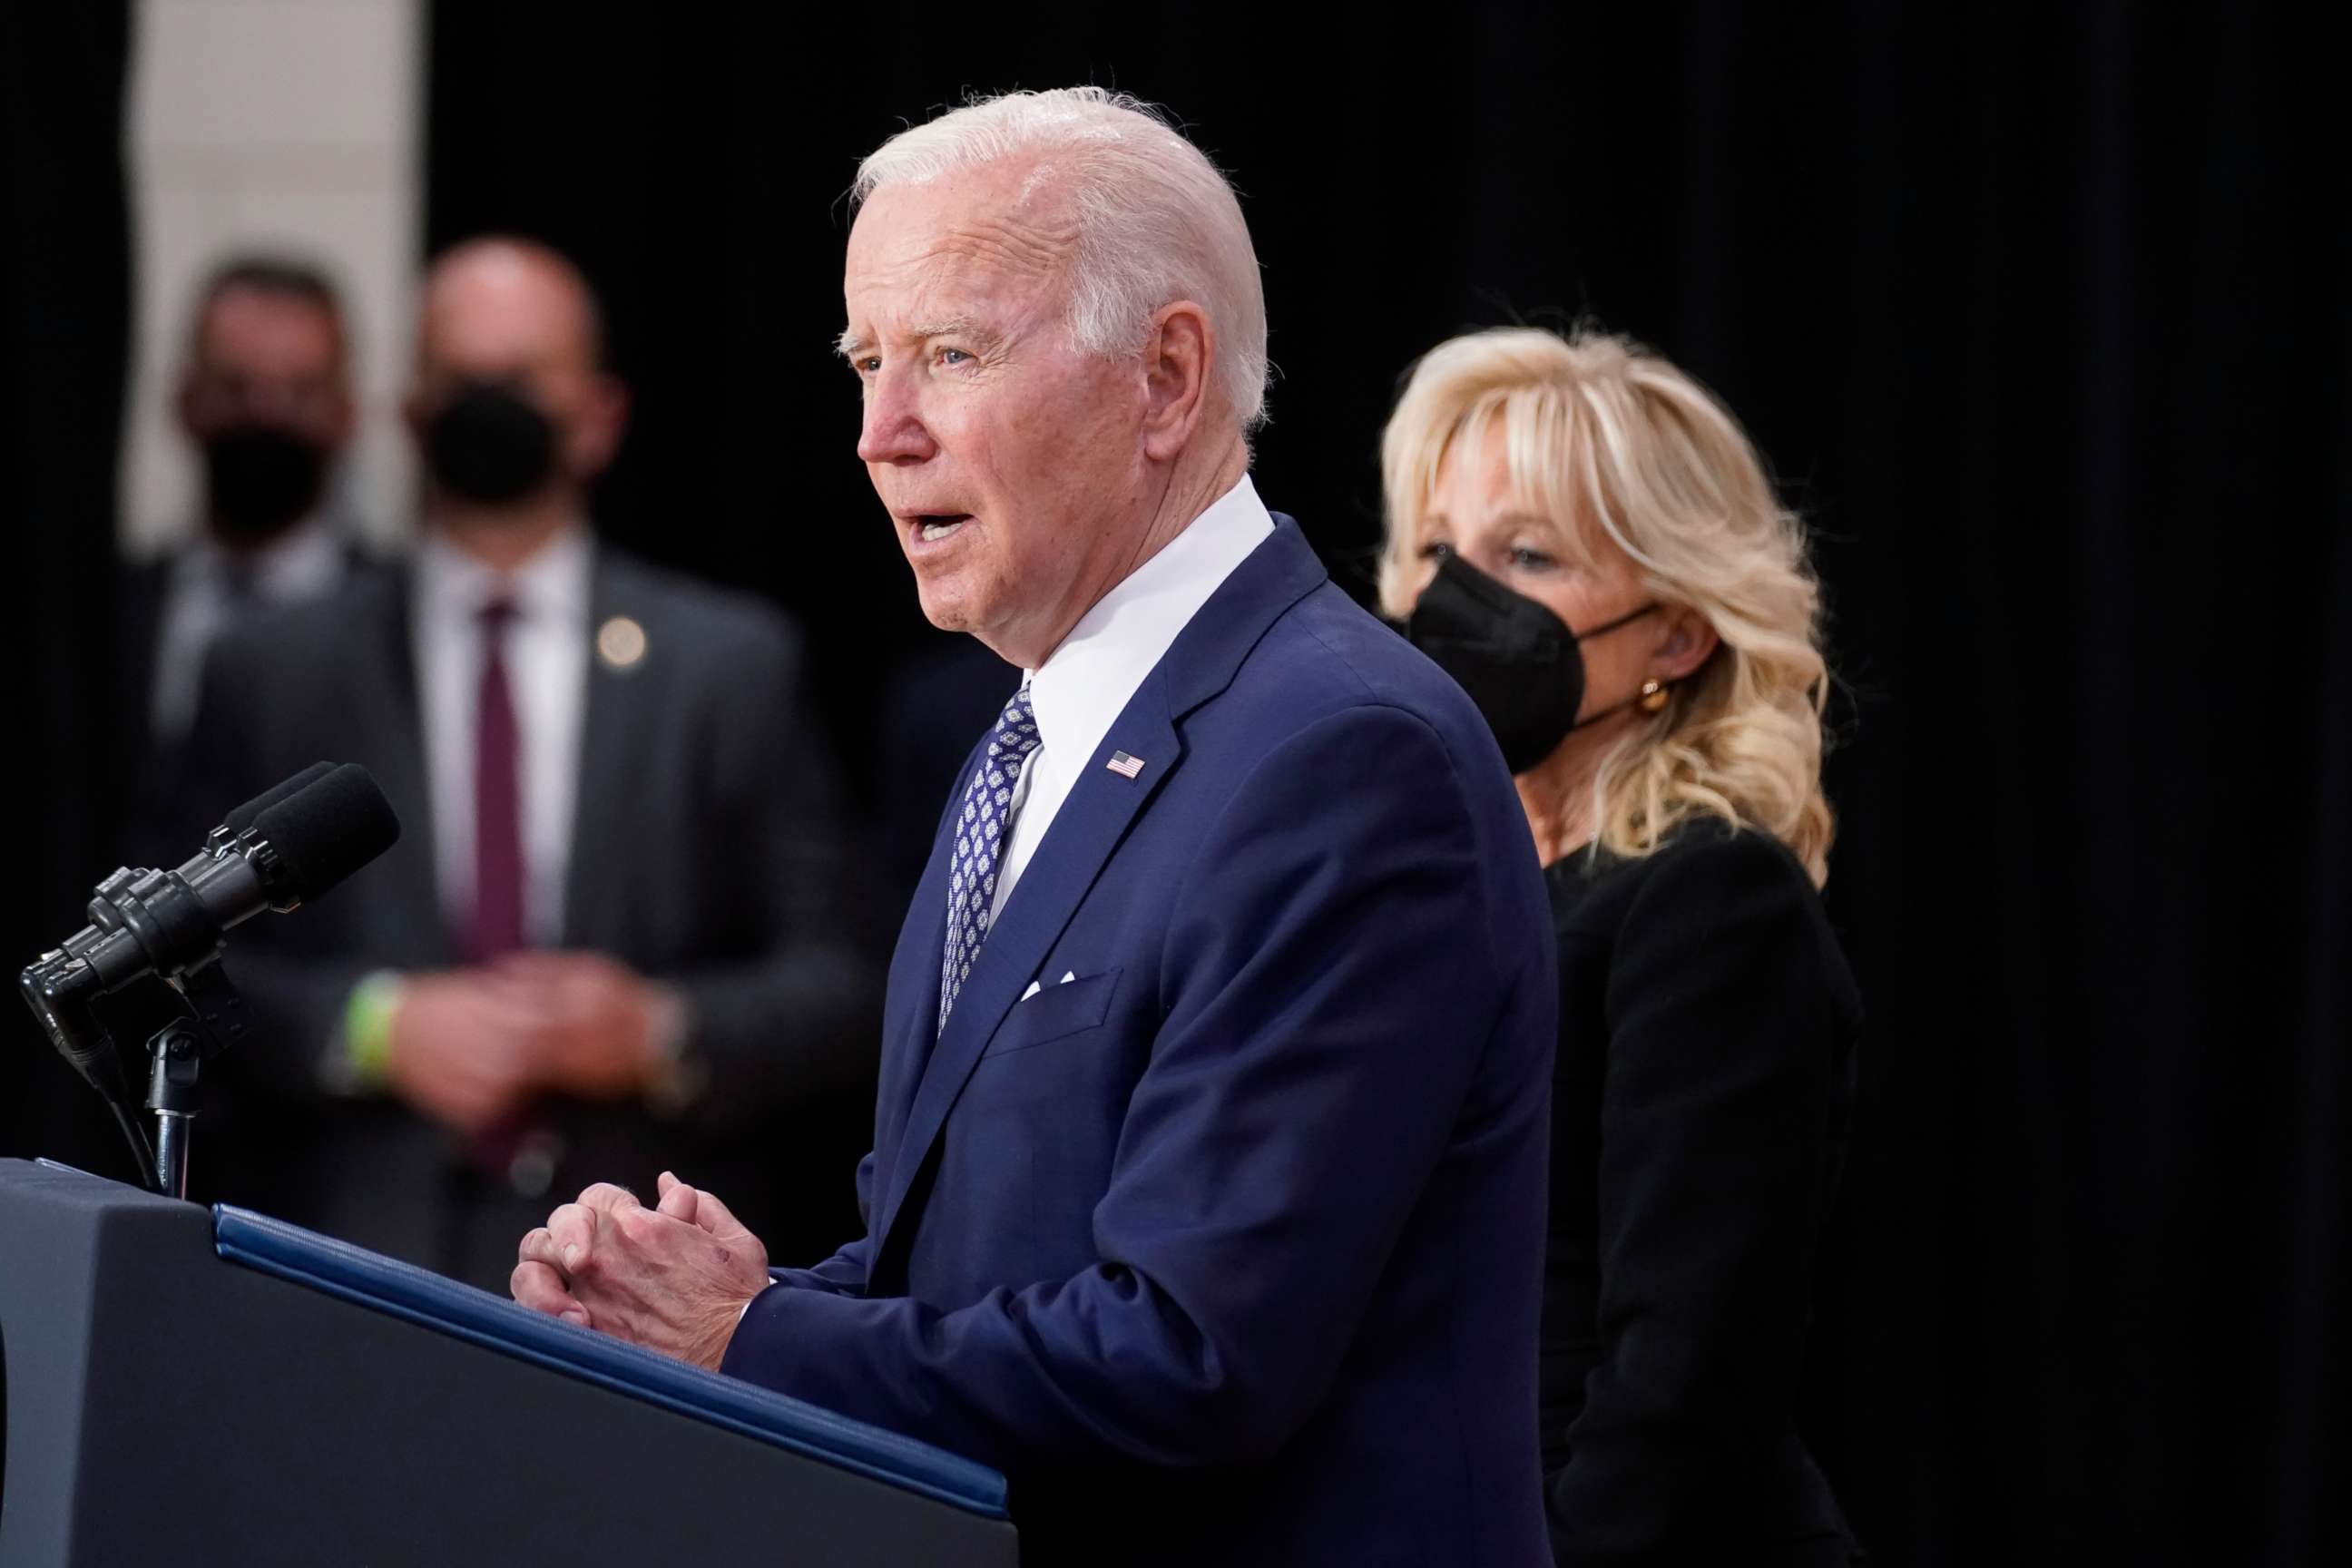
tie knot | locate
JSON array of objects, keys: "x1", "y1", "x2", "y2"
[
  {"x1": 989, "y1": 683, "x2": 1041, "y2": 762},
  {"x1": 479, "y1": 596, "x2": 519, "y2": 633}
]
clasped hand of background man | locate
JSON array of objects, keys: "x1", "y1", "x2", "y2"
[
  {"x1": 387, "y1": 950, "x2": 675, "y2": 1134},
  {"x1": 512, "y1": 1172, "x2": 769, "y2": 1369}
]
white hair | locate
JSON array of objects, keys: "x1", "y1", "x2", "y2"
[{"x1": 854, "y1": 87, "x2": 1269, "y2": 430}]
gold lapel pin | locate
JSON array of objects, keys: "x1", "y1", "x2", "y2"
[{"x1": 596, "y1": 614, "x2": 648, "y2": 671}]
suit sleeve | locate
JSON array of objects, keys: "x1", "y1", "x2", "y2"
[
  {"x1": 662, "y1": 614, "x2": 884, "y2": 1132},
  {"x1": 1547, "y1": 832, "x2": 1852, "y2": 1560},
  {"x1": 721, "y1": 704, "x2": 1524, "y2": 1475}
]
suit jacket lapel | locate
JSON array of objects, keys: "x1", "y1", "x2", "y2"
[
  {"x1": 563, "y1": 552, "x2": 658, "y2": 944},
  {"x1": 867, "y1": 681, "x2": 1184, "y2": 1263},
  {"x1": 868, "y1": 754, "x2": 968, "y2": 1220},
  {"x1": 365, "y1": 568, "x2": 445, "y2": 955},
  {"x1": 868, "y1": 519, "x2": 1332, "y2": 1266}
]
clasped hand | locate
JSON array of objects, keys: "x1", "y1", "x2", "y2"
[
  {"x1": 512, "y1": 1172, "x2": 770, "y2": 1369},
  {"x1": 387, "y1": 950, "x2": 668, "y2": 1133}
]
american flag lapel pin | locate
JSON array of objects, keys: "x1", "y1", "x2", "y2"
[{"x1": 1105, "y1": 750, "x2": 1146, "y2": 779}]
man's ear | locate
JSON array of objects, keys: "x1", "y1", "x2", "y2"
[
  {"x1": 1141, "y1": 300, "x2": 1214, "y2": 463},
  {"x1": 173, "y1": 371, "x2": 204, "y2": 442},
  {"x1": 569, "y1": 374, "x2": 631, "y2": 477}
]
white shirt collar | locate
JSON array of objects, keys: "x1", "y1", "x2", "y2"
[
  {"x1": 1025, "y1": 474, "x2": 1275, "y2": 769},
  {"x1": 179, "y1": 515, "x2": 345, "y2": 602},
  {"x1": 416, "y1": 521, "x2": 594, "y2": 627}
]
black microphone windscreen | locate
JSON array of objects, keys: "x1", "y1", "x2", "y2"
[
  {"x1": 221, "y1": 761, "x2": 338, "y2": 836},
  {"x1": 251, "y1": 763, "x2": 401, "y2": 902}
]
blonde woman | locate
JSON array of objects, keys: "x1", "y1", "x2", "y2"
[{"x1": 1385, "y1": 327, "x2": 1861, "y2": 1565}]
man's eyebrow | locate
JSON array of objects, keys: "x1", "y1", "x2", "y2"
[
  {"x1": 835, "y1": 318, "x2": 1003, "y2": 363},
  {"x1": 911, "y1": 317, "x2": 1006, "y2": 354},
  {"x1": 908, "y1": 316, "x2": 978, "y2": 341}
]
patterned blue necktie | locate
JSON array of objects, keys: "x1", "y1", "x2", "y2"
[{"x1": 939, "y1": 681, "x2": 1043, "y2": 1034}]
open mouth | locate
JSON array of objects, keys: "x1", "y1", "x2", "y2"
[{"x1": 910, "y1": 514, "x2": 973, "y2": 544}]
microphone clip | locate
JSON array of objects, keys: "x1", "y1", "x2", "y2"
[{"x1": 142, "y1": 960, "x2": 248, "y2": 1200}]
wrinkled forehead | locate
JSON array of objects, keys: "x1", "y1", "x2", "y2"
[{"x1": 842, "y1": 165, "x2": 1080, "y2": 338}]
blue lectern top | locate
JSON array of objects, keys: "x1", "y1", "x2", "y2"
[{"x1": 213, "y1": 1203, "x2": 1010, "y2": 1517}]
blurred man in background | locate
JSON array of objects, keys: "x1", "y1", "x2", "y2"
[
  {"x1": 121, "y1": 256, "x2": 367, "y2": 836},
  {"x1": 184, "y1": 236, "x2": 877, "y2": 1289},
  {"x1": 17, "y1": 255, "x2": 368, "y2": 1183}
]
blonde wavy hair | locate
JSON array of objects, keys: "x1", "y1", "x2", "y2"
[{"x1": 1377, "y1": 326, "x2": 1835, "y2": 885}]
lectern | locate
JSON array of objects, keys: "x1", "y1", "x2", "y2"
[{"x1": 0, "y1": 1159, "x2": 1019, "y2": 1565}]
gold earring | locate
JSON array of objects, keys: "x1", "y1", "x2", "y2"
[{"x1": 1637, "y1": 678, "x2": 1671, "y2": 714}]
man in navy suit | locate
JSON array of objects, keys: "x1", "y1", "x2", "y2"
[{"x1": 513, "y1": 87, "x2": 1555, "y2": 1565}]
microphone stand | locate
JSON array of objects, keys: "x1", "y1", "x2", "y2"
[{"x1": 142, "y1": 962, "x2": 248, "y2": 1200}]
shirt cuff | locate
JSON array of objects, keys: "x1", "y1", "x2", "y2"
[
  {"x1": 324, "y1": 970, "x2": 404, "y2": 1093},
  {"x1": 642, "y1": 985, "x2": 706, "y2": 1117}
]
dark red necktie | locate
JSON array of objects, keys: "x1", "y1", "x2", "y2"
[
  {"x1": 461, "y1": 597, "x2": 538, "y2": 1187},
  {"x1": 467, "y1": 598, "x2": 525, "y2": 963}
]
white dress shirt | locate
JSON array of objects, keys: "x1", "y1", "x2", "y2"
[
  {"x1": 990, "y1": 475, "x2": 1275, "y2": 919},
  {"x1": 413, "y1": 525, "x2": 593, "y2": 948},
  {"x1": 150, "y1": 516, "x2": 348, "y2": 745}
]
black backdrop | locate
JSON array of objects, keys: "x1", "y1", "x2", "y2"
[
  {"x1": 8, "y1": 4, "x2": 2346, "y2": 1563},
  {"x1": 0, "y1": 10, "x2": 137, "y2": 1203}
]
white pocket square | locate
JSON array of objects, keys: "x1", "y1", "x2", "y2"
[{"x1": 1019, "y1": 971, "x2": 1081, "y2": 1002}]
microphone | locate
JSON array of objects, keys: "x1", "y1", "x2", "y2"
[
  {"x1": 21, "y1": 764, "x2": 401, "y2": 1193},
  {"x1": 22, "y1": 764, "x2": 399, "y2": 1100},
  {"x1": 224, "y1": 760, "x2": 338, "y2": 836},
  {"x1": 70, "y1": 763, "x2": 400, "y2": 992},
  {"x1": 62, "y1": 761, "x2": 340, "y2": 961}
]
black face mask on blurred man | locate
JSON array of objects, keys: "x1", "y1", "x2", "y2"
[
  {"x1": 425, "y1": 379, "x2": 558, "y2": 506},
  {"x1": 202, "y1": 424, "x2": 329, "y2": 545},
  {"x1": 1402, "y1": 552, "x2": 1658, "y2": 773}
]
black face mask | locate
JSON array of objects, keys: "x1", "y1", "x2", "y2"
[
  {"x1": 1402, "y1": 552, "x2": 1660, "y2": 773},
  {"x1": 425, "y1": 380, "x2": 557, "y2": 505},
  {"x1": 202, "y1": 425, "x2": 328, "y2": 544}
]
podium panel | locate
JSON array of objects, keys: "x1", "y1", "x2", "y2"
[{"x1": 0, "y1": 1160, "x2": 1018, "y2": 1566}]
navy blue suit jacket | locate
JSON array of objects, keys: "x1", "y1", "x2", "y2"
[{"x1": 721, "y1": 519, "x2": 1556, "y2": 1565}]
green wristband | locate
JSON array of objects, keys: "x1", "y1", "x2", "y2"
[{"x1": 342, "y1": 972, "x2": 403, "y2": 1089}]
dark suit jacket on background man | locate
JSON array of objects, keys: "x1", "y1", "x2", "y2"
[
  {"x1": 114, "y1": 527, "x2": 368, "y2": 838},
  {"x1": 185, "y1": 547, "x2": 878, "y2": 1285}
]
